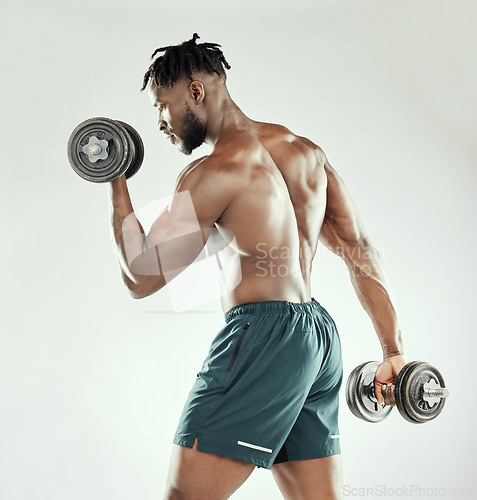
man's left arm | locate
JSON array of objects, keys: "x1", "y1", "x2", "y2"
[{"x1": 107, "y1": 158, "x2": 233, "y2": 299}]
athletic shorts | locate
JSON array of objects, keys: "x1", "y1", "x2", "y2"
[{"x1": 172, "y1": 298, "x2": 343, "y2": 470}]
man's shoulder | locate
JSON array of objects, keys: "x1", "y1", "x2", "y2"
[
  {"x1": 255, "y1": 121, "x2": 295, "y2": 142},
  {"x1": 256, "y1": 120, "x2": 317, "y2": 146},
  {"x1": 256, "y1": 121, "x2": 327, "y2": 165},
  {"x1": 174, "y1": 155, "x2": 208, "y2": 192},
  {"x1": 175, "y1": 154, "x2": 240, "y2": 194}
]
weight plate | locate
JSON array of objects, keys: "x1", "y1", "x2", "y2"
[
  {"x1": 67, "y1": 117, "x2": 133, "y2": 183},
  {"x1": 393, "y1": 361, "x2": 423, "y2": 423},
  {"x1": 345, "y1": 361, "x2": 394, "y2": 423},
  {"x1": 395, "y1": 361, "x2": 447, "y2": 424},
  {"x1": 346, "y1": 362, "x2": 365, "y2": 420},
  {"x1": 116, "y1": 121, "x2": 144, "y2": 180}
]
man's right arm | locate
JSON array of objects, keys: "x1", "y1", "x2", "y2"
[{"x1": 318, "y1": 153, "x2": 406, "y2": 395}]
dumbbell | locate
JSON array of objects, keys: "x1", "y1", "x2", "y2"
[
  {"x1": 67, "y1": 117, "x2": 144, "y2": 182},
  {"x1": 346, "y1": 360, "x2": 449, "y2": 424}
]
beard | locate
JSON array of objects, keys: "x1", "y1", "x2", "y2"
[{"x1": 178, "y1": 103, "x2": 206, "y2": 155}]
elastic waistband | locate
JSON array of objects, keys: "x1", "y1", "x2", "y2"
[{"x1": 225, "y1": 298, "x2": 320, "y2": 323}]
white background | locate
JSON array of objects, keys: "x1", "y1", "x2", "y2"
[{"x1": 1, "y1": 0, "x2": 475, "y2": 498}]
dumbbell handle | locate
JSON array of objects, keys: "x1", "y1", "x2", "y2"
[
  {"x1": 380, "y1": 383, "x2": 449, "y2": 407},
  {"x1": 381, "y1": 384, "x2": 395, "y2": 406}
]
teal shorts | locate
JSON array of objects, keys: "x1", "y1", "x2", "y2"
[{"x1": 173, "y1": 299, "x2": 343, "y2": 469}]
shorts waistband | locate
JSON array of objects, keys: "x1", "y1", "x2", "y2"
[{"x1": 225, "y1": 298, "x2": 320, "y2": 323}]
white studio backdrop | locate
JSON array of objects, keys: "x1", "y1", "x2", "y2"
[{"x1": 1, "y1": 0, "x2": 476, "y2": 498}]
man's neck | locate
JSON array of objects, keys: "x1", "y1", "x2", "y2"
[{"x1": 204, "y1": 94, "x2": 250, "y2": 146}]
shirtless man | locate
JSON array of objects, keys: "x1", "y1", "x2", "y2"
[{"x1": 108, "y1": 34, "x2": 406, "y2": 499}]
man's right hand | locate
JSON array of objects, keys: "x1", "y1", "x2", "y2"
[{"x1": 374, "y1": 354, "x2": 407, "y2": 406}]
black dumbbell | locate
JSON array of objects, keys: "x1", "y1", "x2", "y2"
[
  {"x1": 346, "y1": 360, "x2": 449, "y2": 424},
  {"x1": 67, "y1": 117, "x2": 144, "y2": 182}
]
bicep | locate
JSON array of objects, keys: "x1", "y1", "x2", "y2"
[
  {"x1": 138, "y1": 160, "x2": 233, "y2": 276},
  {"x1": 145, "y1": 157, "x2": 227, "y2": 243}
]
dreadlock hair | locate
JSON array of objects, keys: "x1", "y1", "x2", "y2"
[{"x1": 141, "y1": 33, "x2": 231, "y2": 90}]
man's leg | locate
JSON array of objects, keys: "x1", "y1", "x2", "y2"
[
  {"x1": 164, "y1": 437, "x2": 256, "y2": 500},
  {"x1": 271, "y1": 455, "x2": 343, "y2": 500}
]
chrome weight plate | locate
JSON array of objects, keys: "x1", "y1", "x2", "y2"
[{"x1": 346, "y1": 361, "x2": 394, "y2": 423}]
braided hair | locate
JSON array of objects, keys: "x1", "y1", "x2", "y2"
[{"x1": 141, "y1": 33, "x2": 231, "y2": 90}]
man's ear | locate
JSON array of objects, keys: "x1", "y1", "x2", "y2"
[{"x1": 189, "y1": 81, "x2": 205, "y2": 104}]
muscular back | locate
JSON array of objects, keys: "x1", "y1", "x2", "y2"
[
  {"x1": 126, "y1": 78, "x2": 402, "y2": 362},
  {"x1": 208, "y1": 121, "x2": 329, "y2": 312}
]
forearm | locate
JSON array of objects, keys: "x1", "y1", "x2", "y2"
[
  {"x1": 344, "y1": 242, "x2": 405, "y2": 359},
  {"x1": 107, "y1": 175, "x2": 146, "y2": 291}
]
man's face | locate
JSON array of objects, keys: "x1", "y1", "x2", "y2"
[{"x1": 148, "y1": 81, "x2": 206, "y2": 155}]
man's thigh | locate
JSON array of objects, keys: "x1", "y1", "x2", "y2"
[
  {"x1": 271, "y1": 454, "x2": 344, "y2": 500},
  {"x1": 164, "y1": 437, "x2": 256, "y2": 500}
]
